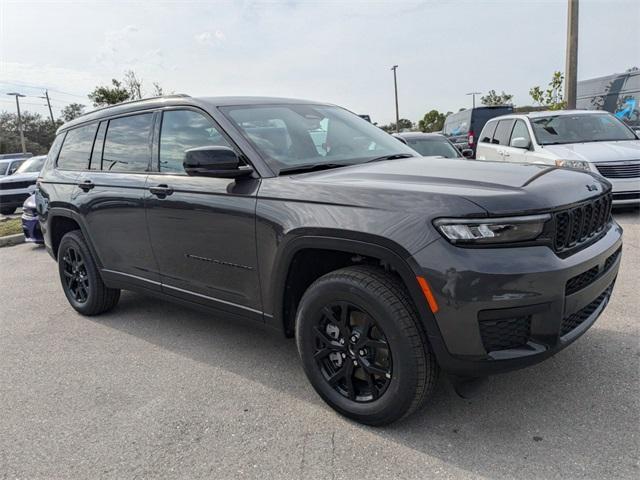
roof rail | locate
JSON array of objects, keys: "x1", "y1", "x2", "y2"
[{"x1": 77, "y1": 93, "x2": 191, "y2": 119}]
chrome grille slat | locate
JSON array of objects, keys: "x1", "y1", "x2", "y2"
[{"x1": 595, "y1": 161, "x2": 640, "y2": 179}]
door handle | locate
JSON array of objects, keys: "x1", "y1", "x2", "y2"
[
  {"x1": 502, "y1": 151, "x2": 511, "y2": 158},
  {"x1": 77, "y1": 180, "x2": 95, "y2": 191},
  {"x1": 149, "y1": 184, "x2": 174, "y2": 197}
]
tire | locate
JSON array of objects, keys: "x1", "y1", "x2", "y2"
[
  {"x1": 0, "y1": 206, "x2": 16, "y2": 215},
  {"x1": 295, "y1": 265, "x2": 439, "y2": 425},
  {"x1": 57, "y1": 230, "x2": 120, "y2": 315}
]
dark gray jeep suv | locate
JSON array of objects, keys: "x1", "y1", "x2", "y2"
[{"x1": 37, "y1": 95, "x2": 623, "y2": 425}]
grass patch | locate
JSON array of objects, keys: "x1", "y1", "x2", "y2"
[{"x1": 0, "y1": 218, "x2": 22, "y2": 237}]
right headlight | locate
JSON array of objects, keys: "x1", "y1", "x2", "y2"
[
  {"x1": 434, "y1": 214, "x2": 551, "y2": 245},
  {"x1": 555, "y1": 159, "x2": 591, "y2": 171}
]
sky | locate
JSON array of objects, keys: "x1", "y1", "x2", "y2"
[{"x1": 0, "y1": 0, "x2": 638, "y2": 125}]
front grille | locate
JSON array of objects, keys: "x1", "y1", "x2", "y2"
[
  {"x1": 560, "y1": 284, "x2": 613, "y2": 336},
  {"x1": 553, "y1": 194, "x2": 612, "y2": 253},
  {"x1": 566, "y1": 266, "x2": 599, "y2": 295},
  {"x1": 595, "y1": 161, "x2": 640, "y2": 179},
  {"x1": 0, "y1": 180, "x2": 35, "y2": 191},
  {"x1": 479, "y1": 315, "x2": 531, "y2": 352},
  {"x1": 612, "y1": 191, "x2": 640, "y2": 201}
]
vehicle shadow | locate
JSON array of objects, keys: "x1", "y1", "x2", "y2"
[{"x1": 92, "y1": 290, "x2": 639, "y2": 478}]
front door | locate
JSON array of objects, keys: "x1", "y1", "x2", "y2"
[{"x1": 145, "y1": 108, "x2": 262, "y2": 318}]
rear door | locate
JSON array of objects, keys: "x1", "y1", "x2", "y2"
[
  {"x1": 75, "y1": 112, "x2": 160, "y2": 290},
  {"x1": 476, "y1": 120, "x2": 500, "y2": 160},
  {"x1": 491, "y1": 119, "x2": 516, "y2": 162},
  {"x1": 145, "y1": 107, "x2": 262, "y2": 317}
]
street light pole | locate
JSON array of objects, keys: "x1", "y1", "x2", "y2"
[
  {"x1": 7, "y1": 92, "x2": 27, "y2": 153},
  {"x1": 466, "y1": 91, "x2": 482, "y2": 109},
  {"x1": 391, "y1": 65, "x2": 399, "y2": 133},
  {"x1": 565, "y1": 0, "x2": 579, "y2": 109},
  {"x1": 40, "y1": 90, "x2": 56, "y2": 125}
]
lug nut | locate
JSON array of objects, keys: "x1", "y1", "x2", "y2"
[
  {"x1": 350, "y1": 335, "x2": 358, "y2": 343},
  {"x1": 359, "y1": 349, "x2": 365, "y2": 356},
  {"x1": 353, "y1": 360, "x2": 358, "y2": 366},
  {"x1": 339, "y1": 338, "x2": 345, "y2": 345},
  {"x1": 341, "y1": 353, "x2": 346, "y2": 359}
]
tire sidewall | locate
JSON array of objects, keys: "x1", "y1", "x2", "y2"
[
  {"x1": 57, "y1": 231, "x2": 100, "y2": 313},
  {"x1": 296, "y1": 274, "x2": 422, "y2": 423}
]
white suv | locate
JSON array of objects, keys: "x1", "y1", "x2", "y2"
[{"x1": 475, "y1": 110, "x2": 640, "y2": 205}]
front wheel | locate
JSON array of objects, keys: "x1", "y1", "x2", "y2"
[
  {"x1": 0, "y1": 206, "x2": 16, "y2": 215},
  {"x1": 58, "y1": 230, "x2": 120, "y2": 315},
  {"x1": 295, "y1": 266, "x2": 439, "y2": 425}
]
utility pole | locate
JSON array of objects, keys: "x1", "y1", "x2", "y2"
[
  {"x1": 40, "y1": 90, "x2": 55, "y2": 125},
  {"x1": 565, "y1": 0, "x2": 579, "y2": 109},
  {"x1": 6, "y1": 92, "x2": 26, "y2": 154},
  {"x1": 466, "y1": 92, "x2": 482, "y2": 109},
  {"x1": 391, "y1": 65, "x2": 400, "y2": 133}
]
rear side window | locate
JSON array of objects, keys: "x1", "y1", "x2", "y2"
[
  {"x1": 443, "y1": 111, "x2": 471, "y2": 136},
  {"x1": 480, "y1": 121, "x2": 498, "y2": 143},
  {"x1": 159, "y1": 110, "x2": 232, "y2": 173},
  {"x1": 57, "y1": 123, "x2": 98, "y2": 170},
  {"x1": 493, "y1": 119, "x2": 515, "y2": 146},
  {"x1": 103, "y1": 113, "x2": 153, "y2": 172}
]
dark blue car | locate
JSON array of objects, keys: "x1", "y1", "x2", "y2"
[{"x1": 21, "y1": 194, "x2": 43, "y2": 244}]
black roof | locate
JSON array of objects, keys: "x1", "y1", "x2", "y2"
[{"x1": 58, "y1": 95, "x2": 334, "y2": 133}]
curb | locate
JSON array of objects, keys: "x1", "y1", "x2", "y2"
[{"x1": 0, "y1": 234, "x2": 24, "y2": 248}]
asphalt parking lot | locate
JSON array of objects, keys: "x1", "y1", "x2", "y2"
[{"x1": 1, "y1": 210, "x2": 638, "y2": 479}]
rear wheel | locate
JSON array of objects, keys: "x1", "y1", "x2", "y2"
[
  {"x1": 295, "y1": 265, "x2": 438, "y2": 425},
  {"x1": 58, "y1": 230, "x2": 120, "y2": 315}
]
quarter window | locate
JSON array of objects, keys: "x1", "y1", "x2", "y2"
[
  {"x1": 103, "y1": 113, "x2": 153, "y2": 172},
  {"x1": 480, "y1": 121, "x2": 498, "y2": 143},
  {"x1": 159, "y1": 110, "x2": 232, "y2": 173},
  {"x1": 492, "y1": 119, "x2": 515, "y2": 146},
  {"x1": 57, "y1": 123, "x2": 98, "y2": 170}
]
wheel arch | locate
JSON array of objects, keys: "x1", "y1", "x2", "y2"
[
  {"x1": 269, "y1": 230, "x2": 441, "y2": 341},
  {"x1": 47, "y1": 207, "x2": 103, "y2": 269}
]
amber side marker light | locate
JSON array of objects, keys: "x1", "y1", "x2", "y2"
[{"x1": 416, "y1": 276, "x2": 439, "y2": 314}]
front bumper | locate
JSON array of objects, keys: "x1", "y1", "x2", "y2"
[
  {"x1": 412, "y1": 221, "x2": 623, "y2": 376},
  {"x1": 0, "y1": 192, "x2": 29, "y2": 209}
]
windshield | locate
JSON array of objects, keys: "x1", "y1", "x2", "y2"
[
  {"x1": 15, "y1": 156, "x2": 45, "y2": 174},
  {"x1": 221, "y1": 104, "x2": 417, "y2": 173},
  {"x1": 405, "y1": 137, "x2": 461, "y2": 158},
  {"x1": 531, "y1": 113, "x2": 637, "y2": 145}
]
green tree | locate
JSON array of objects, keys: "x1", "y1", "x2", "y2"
[
  {"x1": 529, "y1": 71, "x2": 566, "y2": 110},
  {"x1": 60, "y1": 103, "x2": 86, "y2": 122},
  {"x1": 124, "y1": 70, "x2": 143, "y2": 100},
  {"x1": 88, "y1": 79, "x2": 131, "y2": 107},
  {"x1": 418, "y1": 110, "x2": 446, "y2": 132},
  {"x1": 0, "y1": 111, "x2": 61, "y2": 155},
  {"x1": 380, "y1": 118, "x2": 413, "y2": 133},
  {"x1": 481, "y1": 90, "x2": 513, "y2": 106}
]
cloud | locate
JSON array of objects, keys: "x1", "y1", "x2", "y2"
[
  {"x1": 195, "y1": 30, "x2": 225, "y2": 46},
  {"x1": 95, "y1": 24, "x2": 141, "y2": 65}
]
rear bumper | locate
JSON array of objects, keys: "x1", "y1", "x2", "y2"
[{"x1": 411, "y1": 221, "x2": 623, "y2": 377}]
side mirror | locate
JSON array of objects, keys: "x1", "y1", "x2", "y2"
[
  {"x1": 510, "y1": 137, "x2": 531, "y2": 149},
  {"x1": 184, "y1": 146, "x2": 253, "y2": 178},
  {"x1": 461, "y1": 148, "x2": 474, "y2": 158}
]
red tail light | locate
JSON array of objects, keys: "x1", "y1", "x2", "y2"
[{"x1": 467, "y1": 131, "x2": 475, "y2": 147}]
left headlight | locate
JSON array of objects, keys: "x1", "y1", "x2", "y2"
[
  {"x1": 434, "y1": 214, "x2": 551, "y2": 245},
  {"x1": 555, "y1": 159, "x2": 591, "y2": 171}
]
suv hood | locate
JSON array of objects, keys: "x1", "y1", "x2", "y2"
[
  {"x1": 0, "y1": 171, "x2": 39, "y2": 184},
  {"x1": 542, "y1": 140, "x2": 640, "y2": 163},
  {"x1": 283, "y1": 157, "x2": 610, "y2": 216}
]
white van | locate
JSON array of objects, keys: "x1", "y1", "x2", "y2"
[{"x1": 475, "y1": 110, "x2": 640, "y2": 205}]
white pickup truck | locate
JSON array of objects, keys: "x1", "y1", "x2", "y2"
[{"x1": 475, "y1": 110, "x2": 640, "y2": 205}]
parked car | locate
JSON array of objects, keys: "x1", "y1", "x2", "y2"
[
  {"x1": 393, "y1": 132, "x2": 472, "y2": 158},
  {"x1": 0, "y1": 152, "x2": 32, "y2": 178},
  {"x1": 0, "y1": 155, "x2": 46, "y2": 215},
  {"x1": 475, "y1": 110, "x2": 640, "y2": 206},
  {"x1": 21, "y1": 194, "x2": 43, "y2": 243},
  {"x1": 38, "y1": 95, "x2": 622, "y2": 425},
  {"x1": 442, "y1": 106, "x2": 514, "y2": 156}
]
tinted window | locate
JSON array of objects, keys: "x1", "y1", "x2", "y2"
[
  {"x1": 406, "y1": 137, "x2": 460, "y2": 158},
  {"x1": 493, "y1": 119, "x2": 515, "y2": 146},
  {"x1": 480, "y1": 121, "x2": 498, "y2": 143},
  {"x1": 103, "y1": 114, "x2": 153, "y2": 172},
  {"x1": 90, "y1": 122, "x2": 107, "y2": 170},
  {"x1": 57, "y1": 123, "x2": 98, "y2": 170},
  {"x1": 510, "y1": 120, "x2": 531, "y2": 146},
  {"x1": 159, "y1": 110, "x2": 232, "y2": 173}
]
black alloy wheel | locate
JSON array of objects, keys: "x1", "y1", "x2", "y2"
[{"x1": 61, "y1": 245, "x2": 90, "y2": 304}]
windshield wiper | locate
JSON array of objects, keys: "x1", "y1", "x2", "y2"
[
  {"x1": 364, "y1": 153, "x2": 415, "y2": 163},
  {"x1": 279, "y1": 163, "x2": 350, "y2": 175}
]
